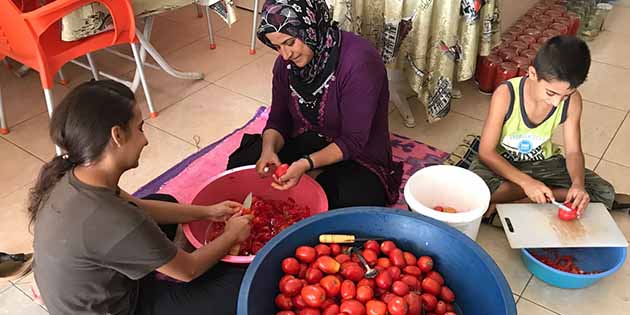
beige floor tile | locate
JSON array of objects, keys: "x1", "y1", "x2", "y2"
[
  {"x1": 617, "y1": 0, "x2": 630, "y2": 7},
  {"x1": 450, "y1": 80, "x2": 492, "y2": 121},
  {"x1": 119, "y1": 124, "x2": 197, "y2": 193},
  {"x1": 551, "y1": 100, "x2": 625, "y2": 158},
  {"x1": 584, "y1": 154, "x2": 601, "y2": 170},
  {"x1": 0, "y1": 139, "x2": 42, "y2": 199},
  {"x1": 603, "y1": 113, "x2": 630, "y2": 167},
  {"x1": 476, "y1": 225, "x2": 533, "y2": 294},
  {"x1": 611, "y1": 211, "x2": 630, "y2": 241},
  {"x1": 215, "y1": 53, "x2": 276, "y2": 104},
  {"x1": 215, "y1": 9, "x2": 276, "y2": 55},
  {"x1": 521, "y1": 248, "x2": 630, "y2": 315},
  {"x1": 587, "y1": 31, "x2": 630, "y2": 70},
  {"x1": 604, "y1": 6, "x2": 630, "y2": 35},
  {"x1": 146, "y1": 84, "x2": 263, "y2": 148},
  {"x1": 0, "y1": 283, "x2": 10, "y2": 294},
  {"x1": 0, "y1": 286, "x2": 47, "y2": 315},
  {"x1": 127, "y1": 66, "x2": 212, "y2": 119},
  {"x1": 161, "y1": 3, "x2": 229, "y2": 34},
  {"x1": 580, "y1": 61, "x2": 630, "y2": 111},
  {"x1": 0, "y1": 69, "x2": 69, "y2": 128},
  {"x1": 0, "y1": 184, "x2": 34, "y2": 255},
  {"x1": 1, "y1": 114, "x2": 55, "y2": 161},
  {"x1": 165, "y1": 37, "x2": 265, "y2": 83},
  {"x1": 389, "y1": 99, "x2": 484, "y2": 154},
  {"x1": 517, "y1": 298, "x2": 561, "y2": 315},
  {"x1": 146, "y1": 16, "x2": 209, "y2": 56},
  {"x1": 595, "y1": 160, "x2": 630, "y2": 194}
]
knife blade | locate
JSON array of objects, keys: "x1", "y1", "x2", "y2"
[
  {"x1": 551, "y1": 200, "x2": 573, "y2": 212},
  {"x1": 319, "y1": 234, "x2": 385, "y2": 244},
  {"x1": 242, "y1": 192, "x2": 253, "y2": 210}
]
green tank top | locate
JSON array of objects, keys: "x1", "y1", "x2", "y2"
[{"x1": 497, "y1": 77, "x2": 569, "y2": 162}]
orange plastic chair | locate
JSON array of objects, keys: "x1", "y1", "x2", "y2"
[{"x1": 0, "y1": 0, "x2": 156, "y2": 139}]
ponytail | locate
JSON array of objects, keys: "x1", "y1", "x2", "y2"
[{"x1": 27, "y1": 156, "x2": 75, "y2": 227}]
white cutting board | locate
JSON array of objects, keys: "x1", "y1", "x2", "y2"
[{"x1": 496, "y1": 203, "x2": 628, "y2": 249}]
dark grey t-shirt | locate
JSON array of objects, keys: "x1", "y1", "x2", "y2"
[{"x1": 33, "y1": 171, "x2": 177, "y2": 315}]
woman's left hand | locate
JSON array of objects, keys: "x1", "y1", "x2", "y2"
[
  {"x1": 208, "y1": 201, "x2": 242, "y2": 221},
  {"x1": 271, "y1": 159, "x2": 310, "y2": 191}
]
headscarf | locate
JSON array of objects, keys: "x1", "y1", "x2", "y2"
[{"x1": 257, "y1": 0, "x2": 341, "y2": 125}]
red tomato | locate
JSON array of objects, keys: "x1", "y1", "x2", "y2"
[
  {"x1": 315, "y1": 244, "x2": 332, "y2": 257},
  {"x1": 426, "y1": 271, "x2": 444, "y2": 286},
  {"x1": 341, "y1": 262, "x2": 364, "y2": 282},
  {"x1": 281, "y1": 278, "x2": 304, "y2": 297},
  {"x1": 403, "y1": 252, "x2": 417, "y2": 266},
  {"x1": 421, "y1": 277, "x2": 441, "y2": 296},
  {"x1": 558, "y1": 203, "x2": 578, "y2": 221},
  {"x1": 417, "y1": 256, "x2": 434, "y2": 273},
  {"x1": 335, "y1": 254, "x2": 351, "y2": 264},
  {"x1": 403, "y1": 266, "x2": 422, "y2": 277},
  {"x1": 420, "y1": 293, "x2": 437, "y2": 312},
  {"x1": 298, "y1": 264, "x2": 308, "y2": 279},
  {"x1": 292, "y1": 294, "x2": 308, "y2": 310},
  {"x1": 375, "y1": 270, "x2": 393, "y2": 290},
  {"x1": 446, "y1": 303, "x2": 455, "y2": 311},
  {"x1": 305, "y1": 268, "x2": 324, "y2": 284},
  {"x1": 401, "y1": 275, "x2": 420, "y2": 291},
  {"x1": 389, "y1": 249, "x2": 406, "y2": 268},
  {"x1": 356, "y1": 285, "x2": 374, "y2": 303},
  {"x1": 362, "y1": 249, "x2": 378, "y2": 266},
  {"x1": 275, "y1": 293, "x2": 294, "y2": 310},
  {"x1": 387, "y1": 296, "x2": 408, "y2": 315},
  {"x1": 391, "y1": 280, "x2": 410, "y2": 297},
  {"x1": 440, "y1": 286, "x2": 455, "y2": 303},
  {"x1": 374, "y1": 287, "x2": 388, "y2": 297},
  {"x1": 298, "y1": 308, "x2": 321, "y2": 315},
  {"x1": 380, "y1": 241, "x2": 397, "y2": 256},
  {"x1": 320, "y1": 298, "x2": 335, "y2": 310},
  {"x1": 340, "y1": 300, "x2": 366, "y2": 315},
  {"x1": 357, "y1": 278, "x2": 375, "y2": 289},
  {"x1": 376, "y1": 257, "x2": 392, "y2": 269},
  {"x1": 301, "y1": 285, "x2": 327, "y2": 308},
  {"x1": 364, "y1": 240, "x2": 381, "y2": 255},
  {"x1": 316, "y1": 256, "x2": 341, "y2": 274},
  {"x1": 275, "y1": 163, "x2": 289, "y2": 177},
  {"x1": 380, "y1": 292, "x2": 396, "y2": 304},
  {"x1": 322, "y1": 304, "x2": 340, "y2": 315},
  {"x1": 282, "y1": 257, "x2": 301, "y2": 275},
  {"x1": 341, "y1": 280, "x2": 356, "y2": 300},
  {"x1": 330, "y1": 243, "x2": 342, "y2": 256},
  {"x1": 296, "y1": 246, "x2": 317, "y2": 264},
  {"x1": 320, "y1": 275, "x2": 342, "y2": 297},
  {"x1": 386, "y1": 266, "x2": 402, "y2": 280},
  {"x1": 435, "y1": 301, "x2": 447, "y2": 315},
  {"x1": 280, "y1": 275, "x2": 296, "y2": 289},
  {"x1": 365, "y1": 300, "x2": 387, "y2": 315},
  {"x1": 433, "y1": 206, "x2": 445, "y2": 212},
  {"x1": 404, "y1": 293, "x2": 422, "y2": 315},
  {"x1": 277, "y1": 311, "x2": 296, "y2": 315}
]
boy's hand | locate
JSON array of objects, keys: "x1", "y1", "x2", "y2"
[
  {"x1": 522, "y1": 179, "x2": 555, "y2": 204},
  {"x1": 566, "y1": 185, "x2": 590, "y2": 217}
]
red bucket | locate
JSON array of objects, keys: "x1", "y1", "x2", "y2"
[{"x1": 182, "y1": 165, "x2": 329, "y2": 264}]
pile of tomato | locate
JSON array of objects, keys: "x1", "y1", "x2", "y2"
[
  {"x1": 275, "y1": 240, "x2": 457, "y2": 315},
  {"x1": 205, "y1": 197, "x2": 311, "y2": 255},
  {"x1": 529, "y1": 249, "x2": 600, "y2": 275}
]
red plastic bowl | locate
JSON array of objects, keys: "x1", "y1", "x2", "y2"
[{"x1": 182, "y1": 165, "x2": 328, "y2": 264}]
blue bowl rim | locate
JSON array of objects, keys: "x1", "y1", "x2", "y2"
[
  {"x1": 238, "y1": 206, "x2": 516, "y2": 314},
  {"x1": 520, "y1": 246, "x2": 627, "y2": 279}
]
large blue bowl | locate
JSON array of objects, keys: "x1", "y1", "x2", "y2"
[
  {"x1": 238, "y1": 207, "x2": 516, "y2": 315},
  {"x1": 521, "y1": 247, "x2": 627, "y2": 289}
]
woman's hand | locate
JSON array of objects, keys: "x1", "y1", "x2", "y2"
[
  {"x1": 207, "y1": 201, "x2": 242, "y2": 222},
  {"x1": 566, "y1": 185, "x2": 590, "y2": 217},
  {"x1": 521, "y1": 178, "x2": 555, "y2": 204},
  {"x1": 224, "y1": 214, "x2": 254, "y2": 243},
  {"x1": 256, "y1": 150, "x2": 281, "y2": 177},
  {"x1": 271, "y1": 159, "x2": 310, "y2": 191}
]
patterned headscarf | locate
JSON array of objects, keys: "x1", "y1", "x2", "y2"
[{"x1": 257, "y1": 0, "x2": 341, "y2": 125}]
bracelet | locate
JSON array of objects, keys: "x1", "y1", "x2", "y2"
[{"x1": 302, "y1": 155, "x2": 314, "y2": 171}]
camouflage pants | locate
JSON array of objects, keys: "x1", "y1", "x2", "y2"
[{"x1": 470, "y1": 155, "x2": 615, "y2": 209}]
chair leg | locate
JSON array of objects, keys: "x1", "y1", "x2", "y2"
[
  {"x1": 86, "y1": 53, "x2": 100, "y2": 80},
  {"x1": 205, "y1": 6, "x2": 216, "y2": 50},
  {"x1": 195, "y1": 3, "x2": 203, "y2": 18},
  {"x1": 57, "y1": 69, "x2": 68, "y2": 86},
  {"x1": 43, "y1": 89, "x2": 62, "y2": 155},
  {"x1": 130, "y1": 43, "x2": 157, "y2": 118},
  {"x1": 0, "y1": 86, "x2": 8, "y2": 135},
  {"x1": 249, "y1": 0, "x2": 260, "y2": 55}
]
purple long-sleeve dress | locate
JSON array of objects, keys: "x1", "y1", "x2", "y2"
[{"x1": 264, "y1": 31, "x2": 403, "y2": 204}]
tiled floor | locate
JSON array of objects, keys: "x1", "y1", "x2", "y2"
[{"x1": 1, "y1": 4, "x2": 629, "y2": 315}]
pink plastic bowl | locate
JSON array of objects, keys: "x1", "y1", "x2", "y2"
[{"x1": 182, "y1": 165, "x2": 329, "y2": 264}]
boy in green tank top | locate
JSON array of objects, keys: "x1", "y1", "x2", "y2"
[{"x1": 472, "y1": 36, "x2": 626, "y2": 219}]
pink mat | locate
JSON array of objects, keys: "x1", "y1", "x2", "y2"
[{"x1": 134, "y1": 107, "x2": 449, "y2": 208}]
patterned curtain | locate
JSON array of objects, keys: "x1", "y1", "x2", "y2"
[{"x1": 328, "y1": 0, "x2": 502, "y2": 123}]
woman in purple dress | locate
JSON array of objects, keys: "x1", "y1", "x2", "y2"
[{"x1": 228, "y1": 0, "x2": 402, "y2": 209}]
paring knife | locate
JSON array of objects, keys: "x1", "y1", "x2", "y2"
[
  {"x1": 229, "y1": 192, "x2": 253, "y2": 256},
  {"x1": 319, "y1": 234, "x2": 384, "y2": 244},
  {"x1": 551, "y1": 199, "x2": 573, "y2": 212}
]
